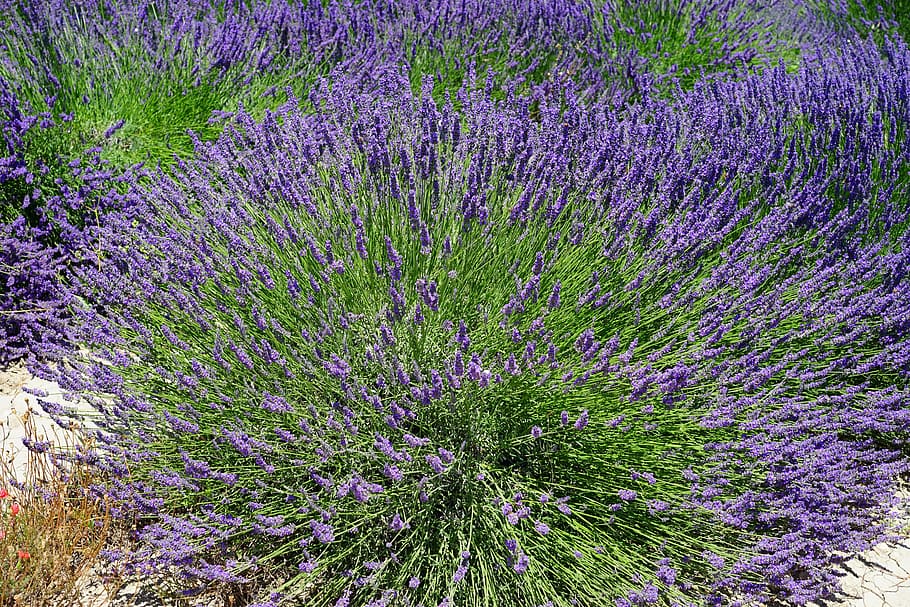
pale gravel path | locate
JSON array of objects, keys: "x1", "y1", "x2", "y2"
[
  {"x1": 1, "y1": 364, "x2": 908, "y2": 607},
  {"x1": 833, "y1": 539, "x2": 910, "y2": 607},
  {"x1": 0, "y1": 363, "x2": 159, "y2": 607},
  {"x1": 1, "y1": 361, "x2": 89, "y2": 481}
]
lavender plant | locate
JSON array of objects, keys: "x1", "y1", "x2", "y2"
[
  {"x1": 0, "y1": 0, "x2": 607, "y2": 361},
  {"x1": 0, "y1": 0, "x2": 601, "y2": 191},
  {"x1": 30, "y1": 32, "x2": 910, "y2": 606},
  {"x1": 0, "y1": 0, "x2": 330, "y2": 359},
  {"x1": 808, "y1": 0, "x2": 909, "y2": 40},
  {"x1": 590, "y1": 0, "x2": 817, "y2": 93},
  {"x1": 0, "y1": 219, "x2": 68, "y2": 364}
]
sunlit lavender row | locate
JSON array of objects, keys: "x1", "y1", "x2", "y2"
[{"x1": 0, "y1": 0, "x2": 895, "y2": 358}]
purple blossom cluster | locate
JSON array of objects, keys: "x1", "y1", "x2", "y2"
[
  {"x1": 0, "y1": 218, "x2": 65, "y2": 363},
  {"x1": 22, "y1": 31, "x2": 910, "y2": 606}
]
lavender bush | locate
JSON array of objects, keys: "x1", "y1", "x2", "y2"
[
  {"x1": 590, "y1": 0, "x2": 841, "y2": 93},
  {"x1": 0, "y1": 0, "x2": 602, "y2": 361},
  {"x1": 27, "y1": 31, "x2": 910, "y2": 606}
]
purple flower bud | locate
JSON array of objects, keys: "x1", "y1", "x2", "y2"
[
  {"x1": 324, "y1": 355, "x2": 351, "y2": 380},
  {"x1": 532, "y1": 252, "x2": 544, "y2": 275},
  {"x1": 656, "y1": 564, "x2": 677, "y2": 585},
  {"x1": 453, "y1": 351, "x2": 464, "y2": 376},
  {"x1": 419, "y1": 222, "x2": 432, "y2": 255},
  {"x1": 262, "y1": 392, "x2": 293, "y2": 413},
  {"x1": 385, "y1": 236, "x2": 402, "y2": 282},
  {"x1": 505, "y1": 353, "x2": 520, "y2": 376},
  {"x1": 309, "y1": 520, "x2": 334, "y2": 543},
  {"x1": 641, "y1": 583, "x2": 658, "y2": 604},
  {"x1": 618, "y1": 489, "x2": 637, "y2": 502},
  {"x1": 438, "y1": 447, "x2": 455, "y2": 463},
  {"x1": 647, "y1": 499, "x2": 669, "y2": 515},
  {"x1": 426, "y1": 454, "x2": 446, "y2": 474},
  {"x1": 574, "y1": 410, "x2": 589, "y2": 430},
  {"x1": 403, "y1": 433, "x2": 429, "y2": 448},
  {"x1": 104, "y1": 118, "x2": 125, "y2": 139},
  {"x1": 453, "y1": 563, "x2": 468, "y2": 583},
  {"x1": 513, "y1": 551, "x2": 529, "y2": 574},
  {"x1": 467, "y1": 352, "x2": 484, "y2": 381},
  {"x1": 455, "y1": 320, "x2": 471, "y2": 351},
  {"x1": 389, "y1": 513, "x2": 409, "y2": 531},
  {"x1": 702, "y1": 551, "x2": 725, "y2": 569},
  {"x1": 383, "y1": 463, "x2": 402, "y2": 482}
]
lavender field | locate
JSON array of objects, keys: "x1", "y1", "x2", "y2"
[{"x1": 1, "y1": 1, "x2": 909, "y2": 606}]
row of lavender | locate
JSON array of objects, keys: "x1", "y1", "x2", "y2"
[
  {"x1": 0, "y1": 0, "x2": 884, "y2": 327},
  {"x1": 0, "y1": 1, "x2": 893, "y2": 359},
  {"x1": 3, "y1": 1, "x2": 910, "y2": 607}
]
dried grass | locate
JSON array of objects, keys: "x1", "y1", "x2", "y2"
[{"x1": 0, "y1": 407, "x2": 122, "y2": 606}]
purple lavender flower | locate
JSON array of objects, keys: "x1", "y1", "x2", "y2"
[
  {"x1": 640, "y1": 583, "x2": 658, "y2": 604},
  {"x1": 573, "y1": 410, "x2": 589, "y2": 430},
  {"x1": 702, "y1": 551, "x2": 725, "y2": 569},
  {"x1": 103, "y1": 119, "x2": 126, "y2": 139},
  {"x1": 618, "y1": 489, "x2": 637, "y2": 502},
  {"x1": 384, "y1": 236, "x2": 402, "y2": 282},
  {"x1": 425, "y1": 454, "x2": 446, "y2": 474},
  {"x1": 656, "y1": 563, "x2": 677, "y2": 585},
  {"x1": 452, "y1": 563, "x2": 468, "y2": 583},
  {"x1": 513, "y1": 551, "x2": 530, "y2": 574},
  {"x1": 309, "y1": 520, "x2": 334, "y2": 544},
  {"x1": 454, "y1": 320, "x2": 471, "y2": 351}
]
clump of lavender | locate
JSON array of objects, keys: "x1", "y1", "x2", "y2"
[
  {"x1": 0, "y1": 0, "x2": 603, "y2": 188},
  {"x1": 35, "y1": 35, "x2": 910, "y2": 606},
  {"x1": 595, "y1": 0, "x2": 786, "y2": 93},
  {"x1": 592, "y1": 0, "x2": 890, "y2": 97},
  {"x1": 0, "y1": 0, "x2": 867, "y2": 196},
  {"x1": 0, "y1": 0, "x2": 321, "y2": 359},
  {"x1": 0, "y1": 0, "x2": 610, "y2": 363},
  {"x1": 0, "y1": 219, "x2": 67, "y2": 363},
  {"x1": 807, "y1": 0, "x2": 908, "y2": 41}
]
